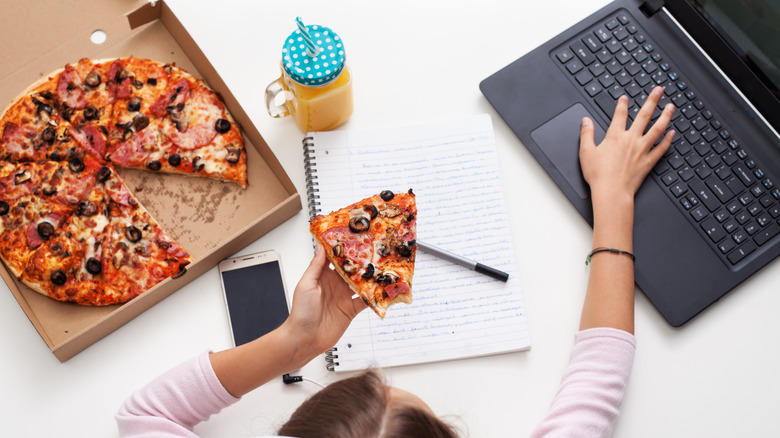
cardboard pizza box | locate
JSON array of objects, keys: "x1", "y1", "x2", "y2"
[{"x1": 0, "y1": 0, "x2": 301, "y2": 361}]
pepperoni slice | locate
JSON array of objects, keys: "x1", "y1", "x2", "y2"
[
  {"x1": 56, "y1": 64, "x2": 88, "y2": 110},
  {"x1": 68, "y1": 126, "x2": 106, "y2": 159},
  {"x1": 0, "y1": 122, "x2": 35, "y2": 159},
  {"x1": 150, "y1": 78, "x2": 190, "y2": 117},
  {"x1": 384, "y1": 282, "x2": 410, "y2": 299}
]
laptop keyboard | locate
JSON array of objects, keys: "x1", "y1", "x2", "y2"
[{"x1": 553, "y1": 9, "x2": 780, "y2": 267}]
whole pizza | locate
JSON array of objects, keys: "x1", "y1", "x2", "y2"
[
  {"x1": 0, "y1": 57, "x2": 248, "y2": 305},
  {"x1": 310, "y1": 190, "x2": 417, "y2": 318}
]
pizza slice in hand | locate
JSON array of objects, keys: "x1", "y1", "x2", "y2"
[{"x1": 309, "y1": 189, "x2": 417, "y2": 318}]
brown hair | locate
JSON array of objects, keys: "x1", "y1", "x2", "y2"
[{"x1": 278, "y1": 369, "x2": 459, "y2": 438}]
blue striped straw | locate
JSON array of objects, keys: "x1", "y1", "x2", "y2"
[{"x1": 295, "y1": 17, "x2": 320, "y2": 57}]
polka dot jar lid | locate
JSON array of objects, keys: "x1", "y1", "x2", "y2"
[{"x1": 282, "y1": 23, "x2": 346, "y2": 87}]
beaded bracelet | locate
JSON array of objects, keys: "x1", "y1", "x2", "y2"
[{"x1": 585, "y1": 247, "x2": 636, "y2": 266}]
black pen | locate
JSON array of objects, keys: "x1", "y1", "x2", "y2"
[{"x1": 416, "y1": 240, "x2": 509, "y2": 282}]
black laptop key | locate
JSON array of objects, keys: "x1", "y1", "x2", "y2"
[
  {"x1": 556, "y1": 48, "x2": 575, "y2": 63},
  {"x1": 570, "y1": 41, "x2": 595, "y2": 65},
  {"x1": 744, "y1": 220, "x2": 760, "y2": 235},
  {"x1": 733, "y1": 164, "x2": 755, "y2": 186},
  {"x1": 719, "y1": 238, "x2": 737, "y2": 254},
  {"x1": 625, "y1": 61, "x2": 642, "y2": 76},
  {"x1": 566, "y1": 60, "x2": 584, "y2": 75},
  {"x1": 690, "y1": 180, "x2": 720, "y2": 211},
  {"x1": 575, "y1": 70, "x2": 593, "y2": 86},
  {"x1": 754, "y1": 223, "x2": 780, "y2": 246},
  {"x1": 701, "y1": 218, "x2": 726, "y2": 243},
  {"x1": 616, "y1": 50, "x2": 632, "y2": 65},
  {"x1": 584, "y1": 82, "x2": 602, "y2": 97},
  {"x1": 613, "y1": 28, "x2": 630, "y2": 41},
  {"x1": 595, "y1": 28, "x2": 612, "y2": 43},
  {"x1": 705, "y1": 177, "x2": 734, "y2": 203},
  {"x1": 684, "y1": 129, "x2": 702, "y2": 144},
  {"x1": 582, "y1": 35, "x2": 601, "y2": 52},
  {"x1": 594, "y1": 92, "x2": 616, "y2": 118},
  {"x1": 728, "y1": 241, "x2": 757, "y2": 264},
  {"x1": 596, "y1": 49, "x2": 613, "y2": 64},
  {"x1": 691, "y1": 206, "x2": 708, "y2": 221},
  {"x1": 598, "y1": 74, "x2": 615, "y2": 88}
]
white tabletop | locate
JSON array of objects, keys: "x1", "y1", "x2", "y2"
[{"x1": 3, "y1": 1, "x2": 779, "y2": 436}]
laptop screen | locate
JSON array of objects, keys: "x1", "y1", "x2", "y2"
[
  {"x1": 667, "y1": 0, "x2": 780, "y2": 134},
  {"x1": 689, "y1": 0, "x2": 780, "y2": 100}
]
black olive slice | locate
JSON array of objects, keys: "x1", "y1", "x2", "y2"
[
  {"x1": 362, "y1": 263, "x2": 375, "y2": 279},
  {"x1": 396, "y1": 244, "x2": 412, "y2": 258},
  {"x1": 225, "y1": 148, "x2": 241, "y2": 164},
  {"x1": 348, "y1": 216, "x2": 370, "y2": 233},
  {"x1": 85, "y1": 257, "x2": 102, "y2": 275},
  {"x1": 61, "y1": 106, "x2": 73, "y2": 122},
  {"x1": 363, "y1": 204, "x2": 378, "y2": 219},
  {"x1": 84, "y1": 105, "x2": 99, "y2": 120},
  {"x1": 168, "y1": 154, "x2": 181, "y2": 167},
  {"x1": 96, "y1": 166, "x2": 111, "y2": 182},
  {"x1": 146, "y1": 78, "x2": 157, "y2": 86},
  {"x1": 125, "y1": 225, "x2": 142, "y2": 243},
  {"x1": 146, "y1": 160, "x2": 162, "y2": 171},
  {"x1": 376, "y1": 274, "x2": 392, "y2": 286},
  {"x1": 41, "y1": 126, "x2": 56, "y2": 143},
  {"x1": 0, "y1": 200, "x2": 9, "y2": 216},
  {"x1": 68, "y1": 157, "x2": 85, "y2": 173},
  {"x1": 50, "y1": 270, "x2": 67, "y2": 286},
  {"x1": 36, "y1": 103, "x2": 53, "y2": 118},
  {"x1": 41, "y1": 184, "x2": 56, "y2": 196},
  {"x1": 48, "y1": 151, "x2": 61, "y2": 161},
  {"x1": 127, "y1": 97, "x2": 141, "y2": 112},
  {"x1": 214, "y1": 118, "x2": 231, "y2": 133},
  {"x1": 332, "y1": 242, "x2": 344, "y2": 257},
  {"x1": 37, "y1": 221, "x2": 55, "y2": 239},
  {"x1": 133, "y1": 113, "x2": 149, "y2": 131},
  {"x1": 85, "y1": 72, "x2": 101, "y2": 87},
  {"x1": 380, "y1": 190, "x2": 394, "y2": 201}
]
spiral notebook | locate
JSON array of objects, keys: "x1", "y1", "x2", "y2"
[{"x1": 304, "y1": 114, "x2": 530, "y2": 372}]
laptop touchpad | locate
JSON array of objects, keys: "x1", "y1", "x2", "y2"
[{"x1": 530, "y1": 103, "x2": 606, "y2": 200}]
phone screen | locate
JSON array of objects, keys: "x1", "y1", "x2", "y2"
[{"x1": 220, "y1": 258, "x2": 289, "y2": 346}]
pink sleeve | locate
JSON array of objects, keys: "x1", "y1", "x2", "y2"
[
  {"x1": 530, "y1": 327, "x2": 636, "y2": 438},
  {"x1": 115, "y1": 351, "x2": 240, "y2": 438}
]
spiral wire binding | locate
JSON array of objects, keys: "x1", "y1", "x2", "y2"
[
  {"x1": 324, "y1": 347, "x2": 339, "y2": 371},
  {"x1": 302, "y1": 136, "x2": 321, "y2": 220},
  {"x1": 305, "y1": 136, "x2": 339, "y2": 370}
]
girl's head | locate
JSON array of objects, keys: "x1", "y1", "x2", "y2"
[{"x1": 278, "y1": 369, "x2": 458, "y2": 438}]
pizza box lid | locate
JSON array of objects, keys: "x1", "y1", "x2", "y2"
[{"x1": 0, "y1": 0, "x2": 301, "y2": 361}]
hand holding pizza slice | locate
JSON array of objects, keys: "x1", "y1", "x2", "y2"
[{"x1": 309, "y1": 189, "x2": 417, "y2": 318}]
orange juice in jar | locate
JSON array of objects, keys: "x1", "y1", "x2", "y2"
[{"x1": 265, "y1": 18, "x2": 353, "y2": 132}]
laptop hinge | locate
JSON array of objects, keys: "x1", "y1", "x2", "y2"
[{"x1": 639, "y1": 0, "x2": 666, "y2": 17}]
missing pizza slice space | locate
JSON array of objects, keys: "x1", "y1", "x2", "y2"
[{"x1": 309, "y1": 189, "x2": 417, "y2": 318}]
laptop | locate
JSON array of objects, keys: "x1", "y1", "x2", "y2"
[{"x1": 480, "y1": 0, "x2": 780, "y2": 326}]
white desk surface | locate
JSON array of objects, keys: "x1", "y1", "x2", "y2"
[{"x1": 3, "y1": 1, "x2": 779, "y2": 436}]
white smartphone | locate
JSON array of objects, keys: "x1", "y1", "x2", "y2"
[{"x1": 218, "y1": 250, "x2": 290, "y2": 347}]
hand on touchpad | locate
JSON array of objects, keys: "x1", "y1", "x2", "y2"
[{"x1": 530, "y1": 103, "x2": 606, "y2": 199}]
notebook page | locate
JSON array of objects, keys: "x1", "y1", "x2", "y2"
[{"x1": 308, "y1": 114, "x2": 530, "y2": 371}]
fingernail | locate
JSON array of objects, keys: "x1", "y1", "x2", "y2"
[
  {"x1": 665, "y1": 103, "x2": 675, "y2": 112},
  {"x1": 582, "y1": 117, "x2": 592, "y2": 126},
  {"x1": 653, "y1": 86, "x2": 664, "y2": 96}
]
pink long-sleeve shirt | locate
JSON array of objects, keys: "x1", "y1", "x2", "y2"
[{"x1": 116, "y1": 327, "x2": 635, "y2": 437}]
